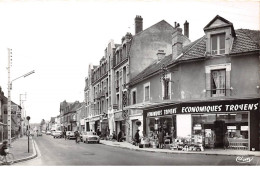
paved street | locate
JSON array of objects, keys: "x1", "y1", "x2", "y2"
[{"x1": 13, "y1": 134, "x2": 260, "y2": 166}]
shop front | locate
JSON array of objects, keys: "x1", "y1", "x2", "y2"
[
  {"x1": 114, "y1": 112, "x2": 125, "y2": 139},
  {"x1": 89, "y1": 116, "x2": 101, "y2": 132},
  {"x1": 100, "y1": 113, "x2": 109, "y2": 138},
  {"x1": 143, "y1": 98, "x2": 260, "y2": 151}
]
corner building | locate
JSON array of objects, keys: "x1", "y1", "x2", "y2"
[{"x1": 127, "y1": 15, "x2": 260, "y2": 151}]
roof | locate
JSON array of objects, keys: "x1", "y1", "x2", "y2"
[{"x1": 129, "y1": 29, "x2": 260, "y2": 86}]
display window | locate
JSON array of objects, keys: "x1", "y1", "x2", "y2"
[
  {"x1": 146, "y1": 116, "x2": 176, "y2": 144},
  {"x1": 191, "y1": 113, "x2": 249, "y2": 150}
]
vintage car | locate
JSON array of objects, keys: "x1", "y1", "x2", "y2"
[
  {"x1": 46, "y1": 131, "x2": 51, "y2": 135},
  {"x1": 82, "y1": 131, "x2": 100, "y2": 144},
  {"x1": 66, "y1": 131, "x2": 76, "y2": 140},
  {"x1": 53, "y1": 131, "x2": 63, "y2": 138}
]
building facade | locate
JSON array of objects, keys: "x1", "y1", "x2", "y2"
[{"x1": 126, "y1": 15, "x2": 260, "y2": 151}]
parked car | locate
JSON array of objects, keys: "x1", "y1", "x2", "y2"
[
  {"x1": 82, "y1": 131, "x2": 100, "y2": 144},
  {"x1": 46, "y1": 131, "x2": 51, "y2": 135},
  {"x1": 53, "y1": 131, "x2": 63, "y2": 138},
  {"x1": 37, "y1": 132, "x2": 42, "y2": 136},
  {"x1": 66, "y1": 131, "x2": 76, "y2": 140}
]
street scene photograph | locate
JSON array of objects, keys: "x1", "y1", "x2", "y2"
[{"x1": 0, "y1": 0, "x2": 260, "y2": 168}]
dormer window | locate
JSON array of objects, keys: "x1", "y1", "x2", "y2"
[{"x1": 211, "y1": 33, "x2": 225, "y2": 55}]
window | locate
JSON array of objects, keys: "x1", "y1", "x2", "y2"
[
  {"x1": 211, "y1": 33, "x2": 225, "y2": 55},
  {"x1": 117, "y1": 94, "x2": 120, "y2": 109},
  {"x1": 144, "y1": 82, "x2": 150, "y2": 102},
  {"x1": 205, "y1": 63, "x2": 231, "y2": 98},
  {"x1": 163, "y1": 78, "x2": 170, "y2": 100},
  {"x1": 211, "y1": 69, "x2": 226, "y2": 97},
  {"x1": 123, "y1": 67, "x2": 126, "y2": 84},
  {"x1": 132, "y1": 90, "x2": 136, "y2": 104}
]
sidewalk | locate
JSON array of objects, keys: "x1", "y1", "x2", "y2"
[
  {"x1": 100, "y1": 140, "x2": 260, "y2": 157},
  {"x1": 0, "y1": 136, "x2": 37, "y2": 165}
]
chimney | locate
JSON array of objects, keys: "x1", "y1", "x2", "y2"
[
  {"x1": 156, "y1": 50, "x2": 166, "y2": 61},
  {"x1": 135, "y1": 15, "x2": 143, "y2": 34},
  {"x1": 172, "y1": 28, "x2": 183, "y2": 60},
  {"x1": 184, "y1": 20, "x2": 189, "y2": 38}
]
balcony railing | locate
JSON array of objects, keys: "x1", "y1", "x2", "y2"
[{"x1": 206, "y1": 88, "x2": 232, "y2": 97}]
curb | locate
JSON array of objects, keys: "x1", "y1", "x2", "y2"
[
  {"x1": 100, "y1": 142, "x2": 260, "y2": 157},
  {"x1": 13, "y1": 139, "x2": 38, "y2": 164}
]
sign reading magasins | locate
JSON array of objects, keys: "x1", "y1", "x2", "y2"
[{"x1": 146, "y1": 99, "x2": 259, "y2": 116}]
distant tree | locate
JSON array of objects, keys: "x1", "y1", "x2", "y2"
[{"x1": 40, "y1": 119, "x2": 45, "y2": 131}]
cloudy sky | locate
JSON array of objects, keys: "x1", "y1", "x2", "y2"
[{"x1": 0, "y1": 0, "x2": 259, "y2": 123}]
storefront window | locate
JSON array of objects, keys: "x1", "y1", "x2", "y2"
[
  {"x1": 146, "y1": 116, "x2": 176, "y2": 143},
  {"x1": 191, "y1": 113, "x2": 249, "y2": 149}
]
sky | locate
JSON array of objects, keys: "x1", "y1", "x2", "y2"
[{"x1": 0, "y1": 0, "x2": 259, "y2": 123}]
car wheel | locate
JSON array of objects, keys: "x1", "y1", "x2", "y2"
[{"x1": 97, "y1": 141, "x2": 100, "y2": 144}]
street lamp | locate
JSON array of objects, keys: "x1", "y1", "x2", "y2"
[
  {"x1": 7, "y1": 48, "x2": 35, "y2": 146},
  {"x1": 26, "y1": 116, "x2": 30, "y2": 153}
]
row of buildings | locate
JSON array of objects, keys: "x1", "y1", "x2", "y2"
[
  {"x1": 54, "y1": 15, "x2": 260, "y2": 151},
  {"x1": 0, "y1": 86, "x2": 24, "y2": 143}
]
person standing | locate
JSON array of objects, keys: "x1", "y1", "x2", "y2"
[
  {"x1": 64, "y1": 130, "x2": 67, "y2": 140},
  {"x1": 117, "y1": 130, "x2": 122, "y2": 142},
  {"x1": 134, "y1": 130, "x2": 140, "y2": 146},
  {"x1": 158, "y1": 129, "x2": 164, "y2": 149},
  {"x1": 75, "y1": 131, "x2": 80, "y2": 144}
]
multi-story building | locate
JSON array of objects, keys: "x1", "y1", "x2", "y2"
[
  {"x1": 60, "y1": 100, "x2": 82, "y2": 131},
  {"x1": 0, "y1": 87, "x2": 22, "y2": 141},
  {"x1": 126, "y1": 15, "x2": 260, "y2": 151},
  {"x1": 84, "y1": 16, "x2": 190, "y2": 140}
]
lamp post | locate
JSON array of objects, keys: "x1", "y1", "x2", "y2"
[
  {"x1": 26, "y1": 116, "x2": 30, "y2": 153},
  {"x1": 7, "y1": 48, "x2": 35, "y2": 145}
]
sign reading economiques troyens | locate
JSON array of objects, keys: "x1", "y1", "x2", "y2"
[{"x1": 147, "y1": 99, "x2": 259, "y2": 117}]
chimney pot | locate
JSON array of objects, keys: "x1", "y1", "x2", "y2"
[
  {"x1": 184, "y1": 20, "x2": 189, "y2": 38},
  {"x1": 135, "y1": 15, "x2": 143, "y2": 34},
  {"x1": 172, "y1": 28, "x2": 183, "y2": 60}
]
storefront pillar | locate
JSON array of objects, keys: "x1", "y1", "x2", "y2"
[{"x1": 250, "y1": 110, "x2": 260, "y2": 151}]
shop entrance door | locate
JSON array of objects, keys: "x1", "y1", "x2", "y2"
[
  {"x1": 214, "y1": 120, "x2": 225, "y2": 148},
  {"x1": 132, "y1": 120, "x2": 138, "y2": 140}
]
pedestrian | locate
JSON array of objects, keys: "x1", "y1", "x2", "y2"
[
  {"x1": 117, "y1": 130, "x2": 122, "y2": 142},
  {"x1": 97, "y1": 129, "x2": 101, "y2": 137},
  {"x1": 112, "y1": 131, "x2": 116, "y2": 141},
  {"x1": 158, "y1": 129, "x2": 164, "y2": 149},
  {"x1": 134, "y1": 129, "x2": 140, "y2": 146},
  {"x1": 0, "y1": 140, "x2": 8, "y2": 157},
  {"x1": 64, "y1": 130, "x2": 67, "y2": 140},
  {"x1": 74, "y1": 131, "x2": 80, "y2": 144}
]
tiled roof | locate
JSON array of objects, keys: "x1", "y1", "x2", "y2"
[
  {"x1": 129, "y1": 29, "x2": 260, "y2": 86},
  {"x1": 231, "y1": 29, "x2": 260, "y2": 54}
]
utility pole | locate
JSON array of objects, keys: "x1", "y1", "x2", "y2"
[
  {"x1": 7, "y1": 48, "x2": 12, "y2": 146},
  {"x1": 20, "y1": 93, "x2": 27, "y2": 137}
]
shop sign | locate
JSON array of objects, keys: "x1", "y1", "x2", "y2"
[
  {"x1": 181, "y1": 102, "x2": 259, "y2": 113},
  {"x1": 241, "y1": 126, "x2": 248, "y2": 131},
  {"x1": 193, "y1": 124, "x2": 202, "y2": 130},
  {"x1": 146, "y1": 99, "x2": 259, "y2": 115},
  {"x1": 114, "y1": 112, "x2": 124, "y2": 121},
  {"x1": 147, "y1": 108, "x2": 177, "y2": 117}
]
